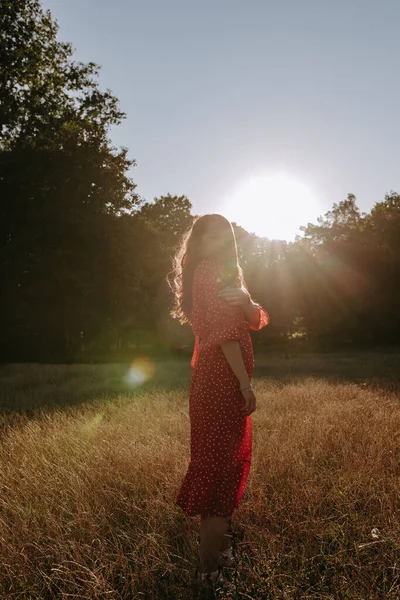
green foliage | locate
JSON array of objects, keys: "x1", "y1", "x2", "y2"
[
  {"x1": 0, "y1": 0, "x2": 141, "y2": 360},
  {"x1": 294, "y1": 193, "x2": 400, "y2": 345},
  {"x1": 0, "y1": 0, "x2": 124, "y2": 148}
]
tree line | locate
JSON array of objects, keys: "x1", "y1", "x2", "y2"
[{"x1": 1, "y1": 0, "x2": 399, "y2": 362}]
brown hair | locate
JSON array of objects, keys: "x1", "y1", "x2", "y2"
[{"x1": 167, "y1": 213, "x2": 249, "y2": 325}]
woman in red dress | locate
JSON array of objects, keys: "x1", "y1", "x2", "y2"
[{"x1": 168, "y1": 213, "x2": 269, "y2": 589}]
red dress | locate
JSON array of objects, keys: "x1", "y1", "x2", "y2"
[{"x1": 175, "y1": 259, "x2": 270, "y2": 518}]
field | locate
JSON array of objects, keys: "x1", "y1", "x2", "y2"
[{"x1": 0, "y1": 352, "x2": 399, "y2": 599}]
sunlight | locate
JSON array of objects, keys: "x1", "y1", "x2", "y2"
[
  {"x1": 221, "y1": 171, "x2": 321, "y2": 241},
  {"x1": 80, "y1": 412, "x2": 104, "y2": 440}
]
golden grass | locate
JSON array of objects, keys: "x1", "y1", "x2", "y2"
[{"x1": 0, "y1": 354, "x2": 399, "y2": 599}]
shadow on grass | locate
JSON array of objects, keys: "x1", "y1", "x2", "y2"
[
  {"x1": 253, "y1": 350, "x2": 400, "y2": 394},
  {"x1": 0, "y1": 351, "x2": 399, "y2": 421}
]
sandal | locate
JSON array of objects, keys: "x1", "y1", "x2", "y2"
[
  {"x1": 194, "y1": 546, "x2": 237, "y2": 598},
  {"x1": 195, "y1": 568, "x2": 225, "y2": 599}
]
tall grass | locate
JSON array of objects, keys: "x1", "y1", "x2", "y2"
[{"x1": 0, "y1": 353, "x2": 399, "y2": 599}]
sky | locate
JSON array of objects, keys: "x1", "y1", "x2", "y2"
[{"x1": 41, "y1": 0, "x2": 400, "y2": 240}]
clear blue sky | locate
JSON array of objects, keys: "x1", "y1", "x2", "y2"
[{"x1": 42, "y1": 0, "x2": 400, "y2": 239}]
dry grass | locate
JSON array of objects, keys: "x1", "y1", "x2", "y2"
[{"x1": 0, "y1": 353, "x2": 399, "y2": 599}]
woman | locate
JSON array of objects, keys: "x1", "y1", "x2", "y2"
[{"x1": 168, "y1": 213, "x2": 269, "y2": 594}]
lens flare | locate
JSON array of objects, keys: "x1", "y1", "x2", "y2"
[{"x1": 125, "y1": 356, "x2": 156, "y2": 387}]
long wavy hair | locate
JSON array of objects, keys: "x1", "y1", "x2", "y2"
[{"x1": 167, "y1": 213, "x2": 249, "y2": 325}]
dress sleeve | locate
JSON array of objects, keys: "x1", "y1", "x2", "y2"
[
  {"x1": 247, "y1": 302, "x2": 270, "y2": 330},
  {"x1": 194, "y1": 261, "x2": 245, "y2": 345}
]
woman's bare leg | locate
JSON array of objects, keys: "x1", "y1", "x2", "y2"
[
  {"x1": 220, "y1": 517, "x2": 232, "y2": 552},
  {"x1": 199, "y1": 515, "x2": 229, "y2": 572}
]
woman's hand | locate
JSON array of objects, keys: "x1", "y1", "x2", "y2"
[
  {"x1": 240, "y1": 387, "x2": 256, "y2": 416},
  {"x1": 218, "y1": 286, "x2": 249, "y2": 307}
]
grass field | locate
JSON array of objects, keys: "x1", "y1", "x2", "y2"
[{"x1": 0, "y1": 352, "x2": 399, "y2": 599}]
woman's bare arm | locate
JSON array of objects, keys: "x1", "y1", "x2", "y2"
[{"x1": 219, "y1": 340, "x2": 250, "y2": 388}]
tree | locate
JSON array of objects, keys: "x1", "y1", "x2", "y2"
[
  {"x1": 299, "y1": 194, "x2": 365, "y2": 249},
  {"x1": 292, "y1": 192, "x2": 400, "y2": 345},
  {"x1": 0, "y1": 0, "x2": 125, "y2": 149},
  {"x1": 0, "y1": 0, "x2": 141, "y2": 360}
]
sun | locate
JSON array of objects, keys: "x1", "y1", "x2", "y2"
[{"x1": 221, "y1": 171, "x2": 321, "y2": 241}]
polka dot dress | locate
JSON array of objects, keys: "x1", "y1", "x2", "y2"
[{"x1": 175, "y1": 259, "x2": 270, "y2": 518}]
